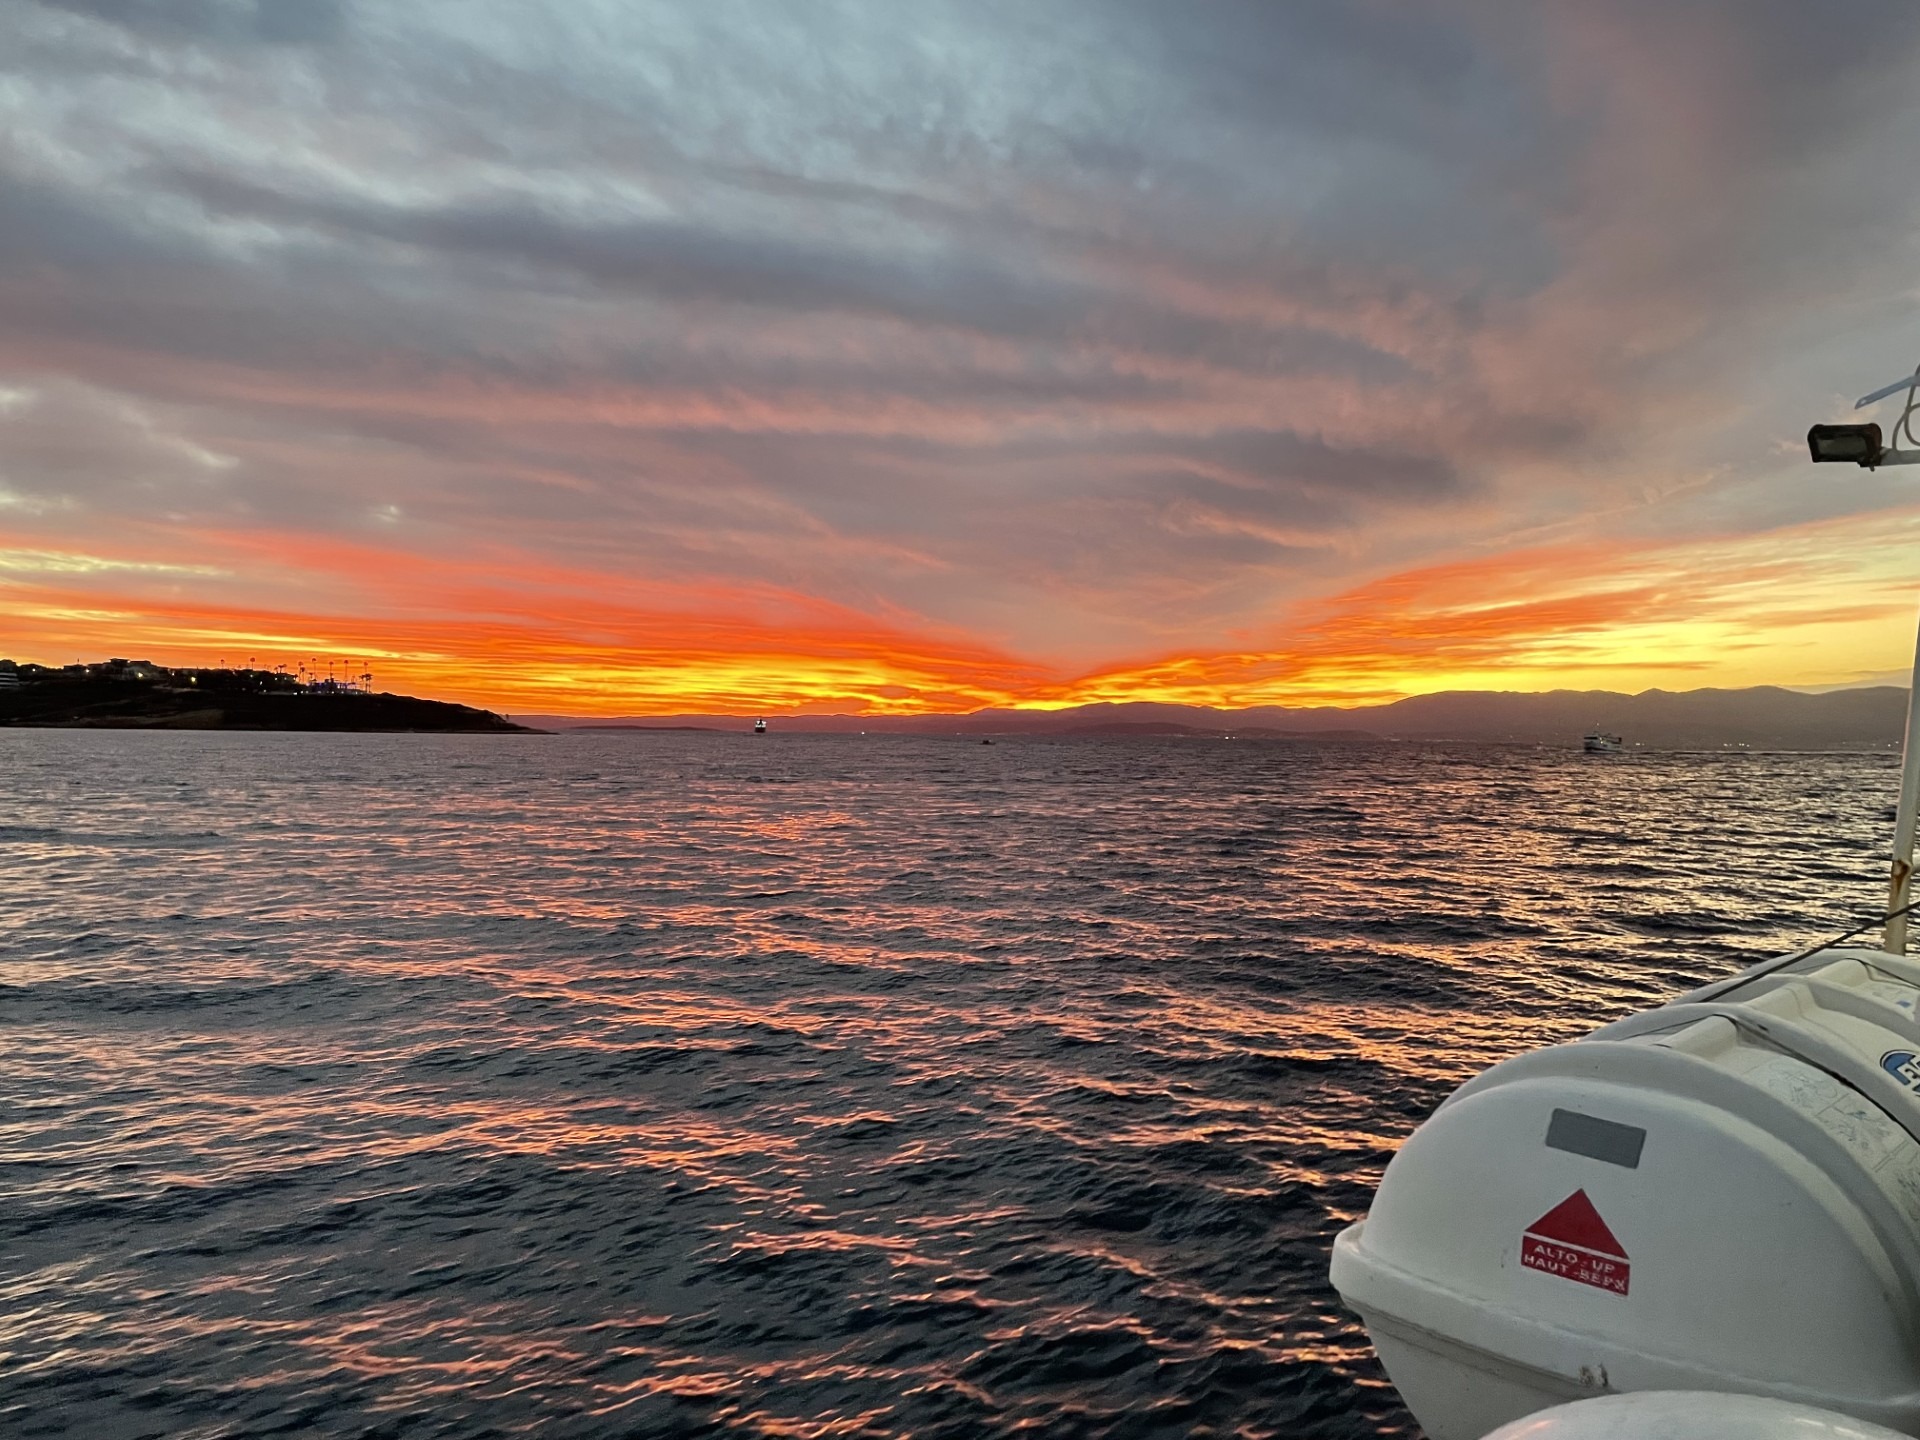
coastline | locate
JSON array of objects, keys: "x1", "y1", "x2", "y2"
[{"x1": 0, "y1": 680, "x2": 533, "y2": 733}]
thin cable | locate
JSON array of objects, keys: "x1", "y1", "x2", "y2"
[
  {"x1": 1689, "y1": 891, "x2": 1920, "y2": 1003},
  {"x1": 1816, "y1": 891, "x2": 1920, "y2": 955}
]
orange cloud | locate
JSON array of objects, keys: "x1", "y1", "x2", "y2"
[{"x1": 1053, "y1": 513, "x2": 1920, "y2": 707}]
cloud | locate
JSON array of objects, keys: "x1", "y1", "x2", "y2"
[
  {"x1": 29, "y1": 0, "x2": 349, "y2": 45},
  {"x1": 1057, "y1": 509, "x2": 1920, "y2": 706},
  {"x1": 0, "y1": 376, "x2": 242, "y2": 512},
  {"x1": 4, "y1": 0, "x2": 1920, "y2": 703}
]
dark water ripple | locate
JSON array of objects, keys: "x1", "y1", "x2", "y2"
[{"x1": 0, "y1": 731, "x2": 1899, "y2": 1437}]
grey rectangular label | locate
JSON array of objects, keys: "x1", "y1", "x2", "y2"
[{"x1": 1545, "y1": 1108, "x2": 1645, "y2": 1169}]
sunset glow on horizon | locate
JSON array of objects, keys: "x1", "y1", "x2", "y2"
[
  {"x1": 8, "y1": 3, "x2": 1920, "y2": 716},
  {"x1": 6, "y1": 503, "x2": 1919, "y2": 716}
]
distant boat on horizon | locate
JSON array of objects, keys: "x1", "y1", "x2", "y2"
[
  {"x1": 753, "y1": 717, "x2": 767, "y2": 734},
  {"x1": 1582, "y1": 731, "x2": 1624, "y2": 753}
]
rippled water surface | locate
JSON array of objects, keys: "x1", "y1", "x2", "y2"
[{"x1": 0, "y1": 730, "x2": 1902, "y2": 1438}]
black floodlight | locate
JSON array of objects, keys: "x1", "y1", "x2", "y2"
[{"x1": 1808, "y1": 422, "x2": 1884, "y2": 466}]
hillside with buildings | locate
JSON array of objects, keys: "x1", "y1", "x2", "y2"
[{"x1": 0, "y1": 658, "x2": 530, "y2": 732}]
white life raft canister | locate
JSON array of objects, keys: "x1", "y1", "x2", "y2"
[
  {"x1": 1330, "y1": 945, "x2": 1920, "y2": 1440},
  {"x1": 1483, "y1": 1391, "x2": 1909, "y2": 1440}
]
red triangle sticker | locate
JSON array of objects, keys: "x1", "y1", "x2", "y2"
[{"x1": 1525, "y1": 1190, "x2": 1627, "y2": 1259}]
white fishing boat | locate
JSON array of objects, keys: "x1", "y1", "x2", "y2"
[
  {"x1": 753, "y1": 717, "x2": 767, "y2": 734},
  {"x1": 1582, "y1": 732, "x2": 1624, "y2": 753},
  {"x1": 1330, "y1": 367, "x2": 1920, "y2": 1439}
]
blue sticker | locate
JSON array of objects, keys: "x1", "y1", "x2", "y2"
[{"x1": 1882, "y1": 1051, "x2": 1920, "y2": 1091}]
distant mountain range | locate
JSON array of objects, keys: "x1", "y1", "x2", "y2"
[{"x1": 520, "y1": 685, "x2": 1911, "y2": 750}]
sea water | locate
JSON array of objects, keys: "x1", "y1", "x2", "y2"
[{"x1": 0, "y1": 730, "x2": 1898, "y2": 1437}]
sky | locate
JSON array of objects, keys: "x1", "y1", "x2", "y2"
[{"x1": 6, "y1": 0, "x2": 1920, "y2": 715}]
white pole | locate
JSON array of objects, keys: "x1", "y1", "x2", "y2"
[{"x1": 1886, "y1": 606, "x2": 1920, "y2": 954}]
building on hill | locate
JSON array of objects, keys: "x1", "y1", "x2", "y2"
[{"x1": 92, "y1": 658, "x2": 166, "y2": 681}]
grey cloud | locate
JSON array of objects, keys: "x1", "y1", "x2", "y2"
[
  {"x1": 157, "y1": 166, "x2": 1431, "y2": 397},
  {"x1": 1146, "y1": 430, "x2": 1463, "y2": 507},
  {"x1": 27, "y1": 0, "x2": 349, "y2": 44},
  {"x1": 3, "y1": 158, "x2": 1438, "y2": 477},
  {"x1": 172, "y1": 172, "x2": 1108, "y2": 340},
  {"x1": 0, "y1": 377, "x2": 242, "y2": 515}
]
